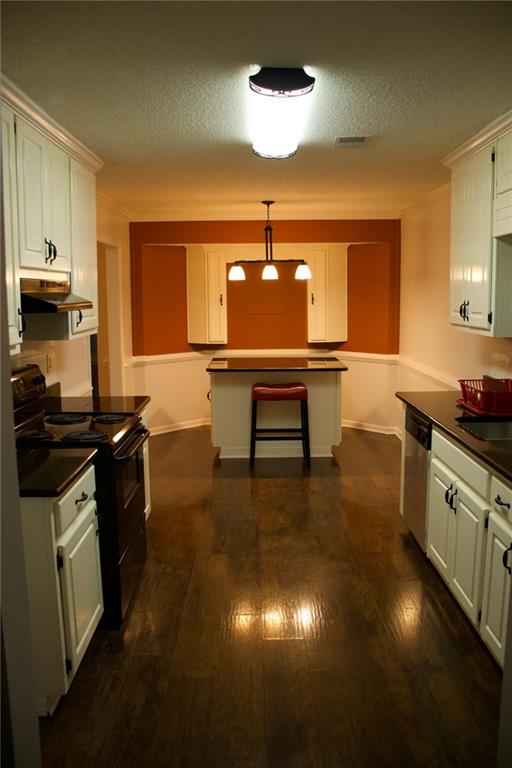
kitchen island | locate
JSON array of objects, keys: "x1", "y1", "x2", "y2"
[{"x1": 206, "y1": 356, "x2": 348, "y2": 459}]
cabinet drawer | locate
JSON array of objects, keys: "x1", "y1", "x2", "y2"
[
  {"x1": 491, "y1": 475, "x2": 512, "y2": 523},
  {"x1": 54, "y1": 464, "x2": 96, "y2": 537},
  {"x1": 431, "y1": 429, "x2": 489, "y2": 498}
]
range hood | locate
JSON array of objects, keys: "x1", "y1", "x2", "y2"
[{"x1": 20, "y1": 278, "x2": 93, "y2": 313}]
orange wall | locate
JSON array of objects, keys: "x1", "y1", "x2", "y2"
[
  {"x1": 226, "y1": 261, "x2": 307, "y2": 349},
  {"x1": 130, "y1": 220, "x2": 400, "y2": 355},
  {"x1": 133, "y1": 245, "x2": 190, "y2": 355}
]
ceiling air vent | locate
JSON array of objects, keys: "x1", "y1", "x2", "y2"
[{"x1": 335, "y1": 136, "x2": 367, "y2": 149}]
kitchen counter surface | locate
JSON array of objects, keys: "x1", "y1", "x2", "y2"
[
  {"x1": 43, "y1": 394, "x2": 150, "y2": 415},
  {"x1": 17, "y1": 447, "x2": 97, "y2": 497},
  {"x1": 396, "y1": 390, "x2": 512, "y2": 483},
  {"x1": 206, "y1": 356, "x2": 348, "y2": 373}
]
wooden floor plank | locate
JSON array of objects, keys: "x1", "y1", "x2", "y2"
[{"x1": 39, "y1": 427, "x2": 502, "y2": 768}]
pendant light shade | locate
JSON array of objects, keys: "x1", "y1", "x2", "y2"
[
  {"x1": 262, "y1": 263, "x2": 278, "y2": 280},
  {"x1": 249, "y1": 68, "x2": 315, "y2": 159},
  {"x1": 227, "y1": 201, "x2": 312, "y2": 283},
  {"x1": 295, "y1": 263, "x2": 312, "y2": 280},
  {"x1": 228, "y1": 264, "x2": 246, "y2": 281}
]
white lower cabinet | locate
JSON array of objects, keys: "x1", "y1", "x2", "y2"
[
  {"x1": 427, "y1": 427, "x2": 512, "y2": 666},
  {"x1": 20, "y1": 465, "x2": 103, "y2": 714},
  {"x1": 450, "y1": 481, "x2": 488, "y2": 623},
  {"x1": 427, "y1": 456, "x2": 488, "y2": 625},
  {"x1": 480, "y1": 512, "x2": 512, "y2": 666},
  {"x1": 427, "y1": 456, "x2": 457, "y2": 582}
]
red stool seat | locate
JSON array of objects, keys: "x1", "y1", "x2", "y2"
[
  {"x1": 250, "y1": 382, "x2": 310, "y2": 467},
  {"x1": 252, "y1": 383, "x2": 308, "y2": 401}
]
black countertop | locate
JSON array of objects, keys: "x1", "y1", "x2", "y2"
[
  {"x1": 18, "y1": 448, "x2": 97, "y2": 498},
  {"x1": 206, "y1": 356, "x2": 348, "y2": 373},
  {"x1": 396, "y1": 390, "x2": 512, "y2": 483},
  {"x1": 43, "y1": 394, "x2": 150, "y2": 415}
]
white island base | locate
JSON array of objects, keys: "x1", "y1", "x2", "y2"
[{"x1": 209, "y1": 364, "x2": 343, "y2": 459}]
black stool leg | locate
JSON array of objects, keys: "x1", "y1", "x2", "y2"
[
  {"x1": 300, "y1": 399, "x2": 311, "y2": 465},
  {"x1": 250, "y1": 399, "x2": 258, "y2": 467}
]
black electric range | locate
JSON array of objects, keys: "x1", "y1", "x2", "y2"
[{"x1": 12, "y1": 364, "x2": 149, "y2": 627}]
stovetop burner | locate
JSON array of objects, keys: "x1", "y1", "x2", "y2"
[
  {"x1": 61, "y1": 430, "x2": 108, "y2": 443},
  {"x1": 95, "y1": 414, "x2": 127, "y2": 425},
  {"x1": 18, "y1": 430, "x2": 54, "y2": 441},
  {"x1": 46, "y1": 414, "x2": 88, "y2": 425}
]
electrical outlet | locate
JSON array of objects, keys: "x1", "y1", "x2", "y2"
[{"x1": 46, "y1": 353, "x2": 53, "y2": 374}]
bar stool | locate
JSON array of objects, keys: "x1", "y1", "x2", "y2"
[{"x1": 250, "y1": 382, "x2": 310, "y2": 467}]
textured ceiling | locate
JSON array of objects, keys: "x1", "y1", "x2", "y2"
[{"x1": 2, "y1": 1, "x2": 512, "y2": 220}]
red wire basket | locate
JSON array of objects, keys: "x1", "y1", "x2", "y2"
[{"x1": 457, "y1": 378, "x2": 512, "y2": 416}]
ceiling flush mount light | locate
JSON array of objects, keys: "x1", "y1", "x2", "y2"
[
  {"x1": 249, "y1": 67, "x2": 315, "y2": 159},
  {"x1": 228, "y1": 201, "x2": 312, "y2": 282}
]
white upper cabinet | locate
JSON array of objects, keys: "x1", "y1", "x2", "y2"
[
  {"x1": 70, "y1": 159, "x2": 98, "y2": 336},
  {"x1": 1, "y1": 104, "x2": 22, "y2": 347},
  {"x1": 306, "y1": 245, "x2": 347, "y2": 343},
  {"x1": 186, "y1": 243, "x2": 347, "y2": 345},
  {"x1": 46, "y1": 140, "x2": 72, "y2": 271},
  {"x1": 187, "y1": 246, "x2": 227, "y2": 344},
  {"x1": 445, "y1": 113, "x2": 512, "y2": 337},
  {"x1": 494, "y1": 129, "x2": 512, "y2": 237},
  {"x1": 16, "y1": 116, "x2": 71, "y2": 272},
  {"x1": 449, "y1": 146, "x2": 494, "y2": 331}
]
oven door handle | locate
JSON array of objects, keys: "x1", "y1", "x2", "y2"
[{"x1": 113, "y1": 428, "x2": 149, "y2": 461}]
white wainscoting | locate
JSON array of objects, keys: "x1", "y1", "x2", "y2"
[{"x1": 126, "y1": 349, "x2": 459, "y2": 439}]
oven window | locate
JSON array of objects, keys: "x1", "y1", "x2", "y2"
[{"x1": 121, "y1": 451, "x2": 141, "y2": 508}]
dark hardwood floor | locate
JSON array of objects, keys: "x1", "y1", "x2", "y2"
[{"x1": 40, "y1": 427, "x2": 502, "y2": 767}]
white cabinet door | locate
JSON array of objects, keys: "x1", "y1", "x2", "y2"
[
  {"x1": 480, "y1": 511, "x2": 512, "y2": 667},
  {"x1": 70, "y1": 159, "x2": 97, "y2": 335},
  {"x1": 449, "y1": 146, "x2": 494, "y2": 331},
  {"x1": 57, "y1": 502, "x2": 103, "y2": 676},
  {"x1": 206, "y1": 249, "x2": 227, "y2": 343},
  {"x1": 16, "y1": 116, "x2": 72, "y2": 271},
  {"x1": 187, "y1": 247, "x2": 227, "y2": 344},
  {"x1": 46, "y1": 141, "x2": 71, "y2": 271},
  {"x1": 493, "y1": 129, "x2": 512, "y2": 237},
  {"x1": 307, "y1": 249, "x2": 328, "y2": 342},
  {"x1": 1, "y1": 104, "x2": 22, "y2": 347},
  {"x1": 427, "y1": 456, "x2": 457, "y2": 581},
  {"x1": 449, "y1": 168, "x2": 467, "y2": 327},
  {"x1": 450, "y1": 481, "x2": 488, "y2": 625},
  {"x1": 16, "y1": 117, "x2": 48, "y2": 268},
  {"x1": 306, "y1": 246, "x2": 347, "y2": 343}
]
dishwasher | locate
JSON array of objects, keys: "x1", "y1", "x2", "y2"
[{"x1": 402, "y1": 406, "x2": 432, "y2": 551}]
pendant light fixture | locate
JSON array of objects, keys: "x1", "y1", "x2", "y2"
[
  {"x1": 249, "y1": 67, "x2": 315, "y2": 159},
  {"x1": 227, "y1": 201, "x2": 312, "y2": 282}
]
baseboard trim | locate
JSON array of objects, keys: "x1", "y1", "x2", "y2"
[
  {"x1": 150, "y1": 417, "x2": 210, "y2": 436},
  {"x1": 342, "y1": 419, "x2": 402, "y2": 438}
]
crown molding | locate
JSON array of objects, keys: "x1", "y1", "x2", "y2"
[
  {"x1": 96, "y1": 192, "x2": 133, "y2": 219},
  {"x1": 441, "y1": 109, "x2": 512, "y2": 169},
  {"x1": 1, "y1": 75, "x2": 103, "y2": 173},
  {"x1": 400, "y1": 182, "x2": 450, "y2": 217}
]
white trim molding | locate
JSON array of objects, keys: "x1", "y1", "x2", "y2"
[
  {"x1": 398, "y1": 355, "x2": 459, "y2": 390},
  {"x1": 1, "y1": 76, "x2": 103, "y2": 173},
  {"x1": 96, "y1": 192, "x2": 132, "y2": 220},
  {"x1": 442, "y1": 108, "x2": 512, "y2": 169},
  {"x1": 342, "y1": 419, "x2": 402, "y2": 438},
  {"x1": 127, "y1": 348, "x2": 462, "y2": 439},
  {"x1": 150, "y1": 418, "x2": 210, "y2": 436},
  {"x1": 400, "y1": 183, "x2": 451, "y2": 217}
]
